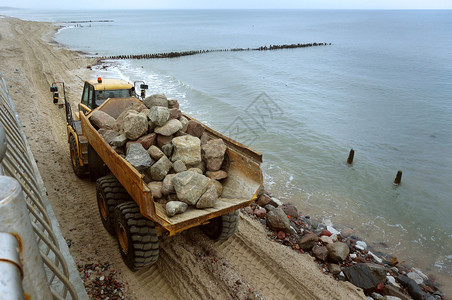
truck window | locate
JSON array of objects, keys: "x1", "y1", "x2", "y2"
[
  {"x1": 81, "y1": 84, "x2": 90, "y2": 106},
  {"x1": 95, "y1": 89, "x2": 132, "y2": 107},
  {"x1": 88, "y1": 86, "x2": 94, "y2": 108}
]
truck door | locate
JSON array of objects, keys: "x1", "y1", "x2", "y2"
[{"x1": 79, "y1": 83, "x2": 94, "y2": 114}]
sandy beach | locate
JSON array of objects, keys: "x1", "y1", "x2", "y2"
[{"x1": 0, "y1": 16, "x2": 368, "y2": 299}]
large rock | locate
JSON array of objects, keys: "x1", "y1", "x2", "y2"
[
  {"x1": 110, "y1": 133, "x2": 127, "y2": 147},
  {"x1": 101, "y1": 129, "x2": 120, "y2": 144},
  {"x1": 282, "y1": 204, "x2": 299, "y2": 219},
  {"x1": 124, "y1": 111, "x2": 148, "y2": 140},
  {"x1": 210, "y1": 179, "x2": 223, "y2": 197},
  {"x1": 168, "y1": 99, "x2": 180, "y2": 109},
  {"x1": 143, "y1": 94, "x2": 168, "y2": 108},
  {"x1": 298, "y1": 231, "x2": 319, "y2": 251},
  {"x1": 162, "y1": 174, "x2": 176, "y2": 195},
  {"x1": 179, "y1": 116, "x2": 189, "y2": 132},
  {"x1": 398, "y1": 275, "x2": 423, "y2": 300},
  {"x1": 266, "y1": 207, "x2": 291, "y2": 232},
  {"x1": 148, "y1": 106, "x2": 170, "y2": 126},
  {"x1": 149, "y1": 156, "x2": 172, "y2": 181},
  {"x1": 125, "y1": 143, "x2": 152, "y2": 173},
  {"x1": 148, "y1": 181, "x2": 163, "y2": 199},
  {"x1": 155, "y1": 119, "x2": 183, "y2": 136},
  {"x1": 327, "y1": 242, "x2": 350, "y2": 263},
  {"x1": 186, "y1": 120, "x2": 205, "y2": 138},
  {"x1": 172, "y1": 160, "x2": 187, "y2": 173},
  {"x1": 135, "y1": 133, "x2": 156, "y2": 149},
  {"x1": 343, "y1": 264, "x2": 378, "y2": 294},
  {"x1": 328, "y1": 263, "x2": 342, "y2": 275},
  {"x1": 205, "y1": 170, "x2": 227, "y2": 180},
  {"x1": 166, "y1": 201, "x2": 188, "y2": 217},
  {"x1": 312, "y1": 245, "x2": 328, "y2": 261},
  {"x1": 196, "y1": 183, "x2": 218, "y2": 208},
  {"x1": 257, "y1": 194, "x2": 281, "y2": 208},
  {"x1": 91, "y1": 110, "x2": 115, "y2": 129},
  {"x1": 168, "y1": 108, "x2": 182, "y2": 120},
  {"x1": 366, "y1": 263, "x2": 387, "y2": 283},
  {"x1": 156, "y1": 134, "x2": 173, "y2": 148},
  {"x1": 147, "y1": 145, "x2": 164, "y2": 160},
  {"x1": 202, "y1": 138, "x2": 227, "y2": 172},
  {"x1": 172, "y1": 135, "x2": 201, "y2": 166},
  {"x1": 172, "y1": 171, "x2": 210, "y2": 205}
]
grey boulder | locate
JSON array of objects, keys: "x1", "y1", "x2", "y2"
[
  {"x1": 172, "y1": 171, "x2": 210, "y2": 205},
  {"x1": 125, "y1": 143, "x2": 152, "y2": 173},
  {"x1": 166, "y1": 201, "x2": 188, "y2": 217}
]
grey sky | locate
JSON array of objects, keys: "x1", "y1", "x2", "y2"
[{"x1": 1, "y1": 0, "x2": 451, "y2": 10}]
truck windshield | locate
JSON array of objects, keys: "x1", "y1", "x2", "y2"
[{"x1": 95, "y1": 89, "x2": 131, "y2": 106}]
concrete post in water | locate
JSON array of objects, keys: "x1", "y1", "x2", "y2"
[
  {"x1": 347, "y1": 149, "x2": 355, "y2": 164},
  {"x1": 0, "y1": 176, "x2": 52, "y2": 299},
  {"x1": 394, "y1": 170, "x2": 402, "y2": 185}
]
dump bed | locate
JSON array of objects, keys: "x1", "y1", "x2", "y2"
[{"x1": 80, "y1": 97, "x2": 263, "y2": 236}]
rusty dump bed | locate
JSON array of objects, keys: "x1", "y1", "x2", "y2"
[{"x1": 80, "y1": 97, "x2": 263, "y2": 236}]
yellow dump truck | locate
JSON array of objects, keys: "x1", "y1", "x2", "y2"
[{"x1": 51, "y1": 78, "x2": 263, "y2": 271}]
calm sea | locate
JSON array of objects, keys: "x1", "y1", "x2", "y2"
[{"x1": 3, "y1": 8, "x2": 452, "y2": 286}]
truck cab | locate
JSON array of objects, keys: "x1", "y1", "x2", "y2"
[{"x1": 79, "y1": 78, "x2": 134, "y2": 114}]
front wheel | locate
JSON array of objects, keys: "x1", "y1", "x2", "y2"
[
  {"x1": 69, "y1": 135, "x2": 87, "y2": 178},
  {"x1": 114, "y1": 202, "x2": 159, "y2": 271},
  {"x1": 201, "y1": 210, "x2": 239, "y2": 240}
]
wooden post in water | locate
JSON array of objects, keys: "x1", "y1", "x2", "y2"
[
  {"x1": 394, "y1": 170, "x2": 402, "y2": 185},
  {"x1": 347, "y1": 149, "x2": 355, "y2": 164}
]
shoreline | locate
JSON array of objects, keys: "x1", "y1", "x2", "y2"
[{"x1": 0, "y1": 15, "x2": 449, "y2": 299}]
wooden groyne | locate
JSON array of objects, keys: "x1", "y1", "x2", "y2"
[{"x1": 99, "y1": 42, "x2": 331, "y2": 60}]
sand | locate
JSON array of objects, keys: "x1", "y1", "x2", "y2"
[{"x1": 0, "y1": 16, "x2": 366, "y2": 299}]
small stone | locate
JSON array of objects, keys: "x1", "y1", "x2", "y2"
[
  {"x1": 205, "y1": 170, "x2": 228, "y2": 180},
  {"x1": 172, "y1": 160, "x2": 187, "y2": 173},
  {"x1": 277, "y1": 231, "x2": 286, "y2": 239},
  {"x1": 264, "y1": 204, "x2": 276, "y2": 212},
  {"x1": 179, "y1": 116, "x2": 189, "y2": 132},
  {"x1": 186, "y1": 119, "x2": 205, "y2": 138},
  {"x1": 341, "y1": 227, "x2": 355, "y2": 237},
  {"x1": 124, "y1": 111, "x2": 148, "y2": 140},
  {"x1": 370, "y1": 292, "x2": 384, "y2": 300},
  {"x1": 356, "y1": 240, "x2": 368, "y2": 251},
  {"x1": 196, "y1": 183, "x2": 218, "y2": 208},
  {"x1": 328, "y1": 263, "x2": 342, "y2": 275},
  {"x1": 125, "y1": 143, "x2": 152, "y2": 173},
  {"x1": 148, "y1": 181, "x2": 163, "y2": 199},
  {"x1": 407, "y1": 271, "x2": 424, "y2": 285},
  {"x1": 367, "y1": 263, "x2": 387, "y2": 283},
  {"x1": 166, "y1": 201, "x2": 188, "y2": 217},
  {"x1": 320, "y1": 229, "x2": 332, "y2": 237},
  {"x1": 90, "y1": 110, "x2": 115, "y2": 129},
  {"x1": 200, "y1": 132, "x2": 210, "y2": 145},
  {"x1": 282, "y1": 204, "x2": 298, "y2": 219},
  {"x1": 155, "y1": 119, "x2": 183, "y2": 136},
  {"x1": 312, "y1": 245, "x2": 328, "y2": 261},
  {"x1": 149, "y1": 156, "x2": 172, "y2": 181},
  {"x1": 148, "y1": 106, "x2": 170, "y2": 126},
  {"x1": 147, "y1": 145, "x2": 164, "y2": 160},
  {"x1": 326, "y1": 242, "x2": 350, "y2": 262},
  {"x1": 162, "y1": 143, "x2": 173, "y2": 157},
  {"x1": 143, "y1": 93, "x2": 168, "y2": 108},
  {"x1": 298, "y1": 231, "x2": 319, "y2": 251}
]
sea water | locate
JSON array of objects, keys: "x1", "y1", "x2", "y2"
[{"x1": 3, "y1": 8, "x2": 452, "y2": 286}]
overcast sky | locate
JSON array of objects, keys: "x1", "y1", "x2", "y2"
[{"x1": 1, "y1": 0, "x2": 451, "y2": 10}]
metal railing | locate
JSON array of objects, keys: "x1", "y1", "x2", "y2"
[{"x1": 0, "y1": 71, "x2": 87, "y2": 299}]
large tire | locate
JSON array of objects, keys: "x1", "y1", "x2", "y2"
[
  {"x1": 88, "y1": 144, "x2": 106, "y2": 181},
  {"x1": 114, "y1": 202, "x2": 159, "y2": 271},
  {"x1": 96, "y1": 175, "x2": 132, "y2": 235},
  {"x1": 69, "y1": 135, "x2": 87, "y2": 178},
  {"x1": 201, "y1": 210, "x2": 239, "y2": 240}
]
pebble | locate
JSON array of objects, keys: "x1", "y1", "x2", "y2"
[
  {"x1": 356, "y1": 240, "x2": 367, "y2": 251},
  {"x1": 407, "y1": 271, "x2": 424, "y2": 284}
]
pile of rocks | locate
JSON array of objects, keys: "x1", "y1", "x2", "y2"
[
  {"x1": 91, "y1": 94, "x2": 228, "y2": 217},
  {"x1": 78, "y1": 262, "x2": 125, "y2": 299},
  {"x1": 242, "y1": 191, "x2": 445, "y2": 300}
]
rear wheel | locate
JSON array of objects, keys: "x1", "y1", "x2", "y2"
[
  {"x1": 96, "y1": 175, "x2": 132, "y2": 235},
  {"x1": 201, "y1": 210, "x2": 239, "y2": 240},
  {"x1": 69, "y1": 135, "x2": 87, "y2": 178},
  {"x1": 114, "y1": 202, "x2": 159, "y2": 271},
  {"x1": 88, "y1": 144, "x2": 106, "y2": 181}
]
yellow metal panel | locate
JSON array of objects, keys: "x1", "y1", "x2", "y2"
[{"x1": 87, "y1": 79, "x2": 133, "y2": 91}]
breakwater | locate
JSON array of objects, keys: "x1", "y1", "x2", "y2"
[{"x1": 99, "y1": 42, "x2": 331, "y2": 60}]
